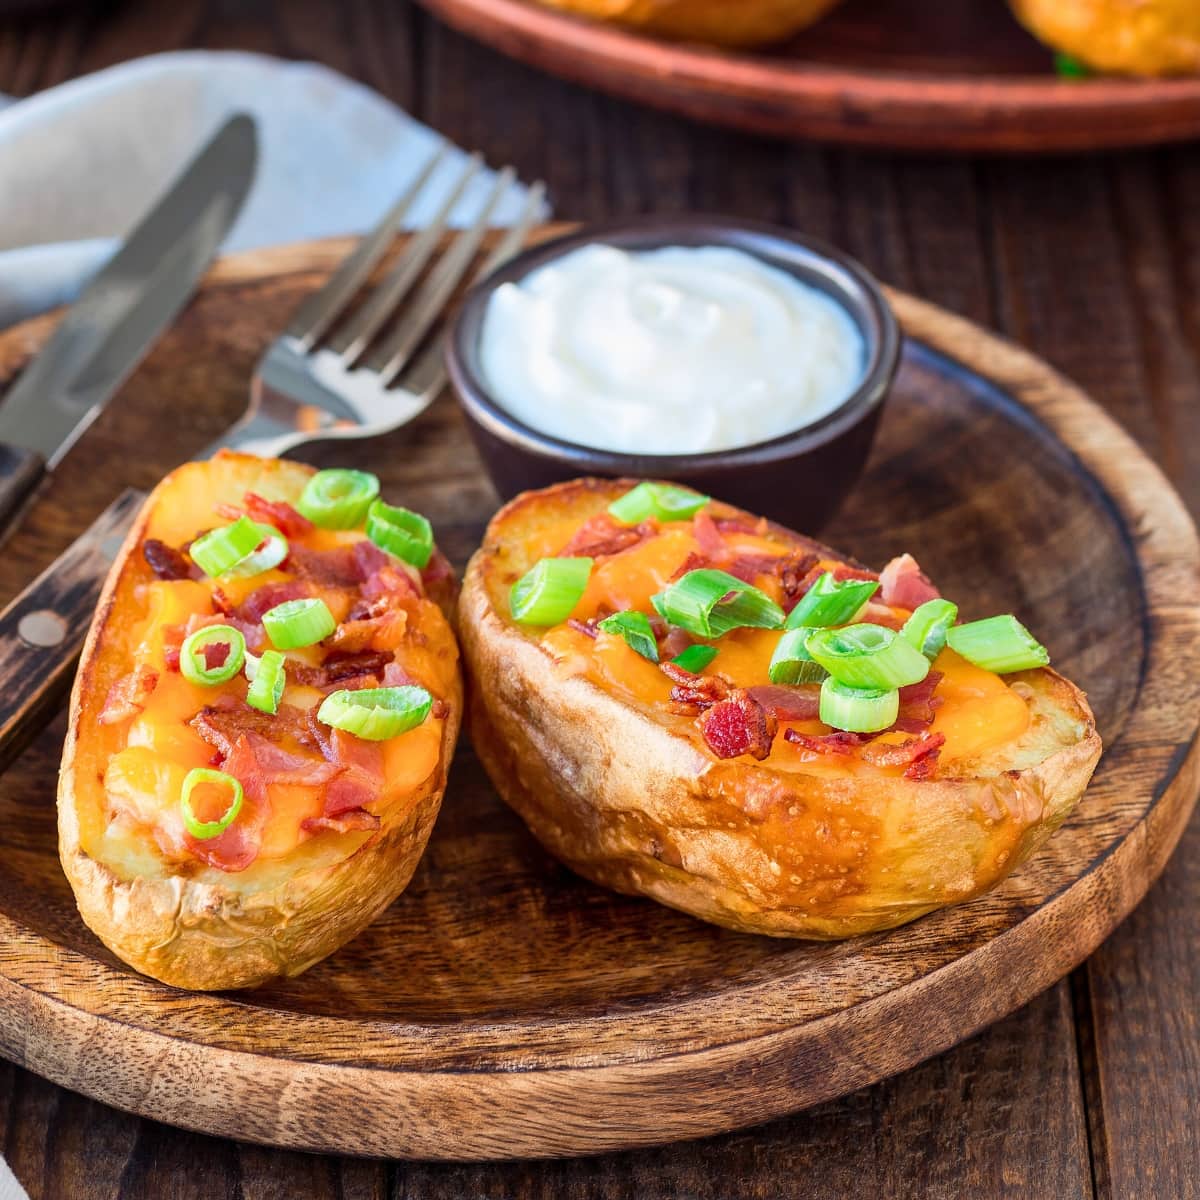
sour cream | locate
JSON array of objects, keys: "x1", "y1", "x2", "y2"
[{"x1": 478, "y1": 243, "x2": 865, "y2": 455}]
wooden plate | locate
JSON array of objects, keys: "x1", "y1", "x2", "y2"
[
  {"x1": 415, "y1": 0, "x2": 1200, "y2": 152},
  {"x1": 0, "y1": 237, "x2": 1196, "y2": 1160}
]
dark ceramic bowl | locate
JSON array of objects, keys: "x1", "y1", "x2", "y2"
[{"x1": 446, "y1": 217, "x2": 900, "y2": 531}]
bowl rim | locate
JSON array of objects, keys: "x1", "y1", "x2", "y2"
[{"x1": 445, "y1": 215, "x2": 901, "y2": 471}]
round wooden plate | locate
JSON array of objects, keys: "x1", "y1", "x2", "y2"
[
  {"x1": 0, "y1": 237, "x2": 1196, "y2": 1160},
  {"x1": 415, "y1": 0, "x2": 1200, "y2": 152}
]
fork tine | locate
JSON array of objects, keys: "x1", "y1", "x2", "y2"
[
  {"x1": 386, "y1": 179, "x2": 548, "y2": 399},
  {"x1": 336, "y1": 153, "x2": 483, "y2": 366},
  {"x1": 372, "y1": 166, "x2": 519, "y2": 386},
  {"x1": 285, "y1": 141, "x2": 450, "y2": 350}
]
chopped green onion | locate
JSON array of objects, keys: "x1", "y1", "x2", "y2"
[
  {"x1": 806, "y1": 623, "x2": 930, "y2": 690},
  {"x1": 768, "y1": 629, "x2": 829, "y2": 685},
  {"x1": 224, "y1": 521, "x2": 289, "y2": 578},
  {"x1": 901, "y1": 598, "x2": 958, "y2": 661},
  {"x1": 180, "y1": 768, "x2": 244, "y2": 840},
  {"x1": 317, "y1": 685, "x2": 432, "y2": 741},
  {"x1": 1055, "y1": 52, "x2": 1090, "y2": 79},
  {"x1": 597, "y1": 611, "x2": 659, "y2": 662},
  {"x1": 608, "y1": 481, "x2": 710, "y2": 525},
  {"x1": 651, "y1": 569, "x2": 784, "y2": 639},
  {"x1": 819, "y1": 678, "x2": 899, "y2": 733},
  {"x1": 510, "y1": 557, "x2": 593, "y2": 626},
  {"x1": 296, "y1": 469, "x2": 380, "y2": 529},
  {"x1": 784, "y1": 571, "x2": 879, "y2": 630},
  {"x1": 262, "y1": 597, "x2": 336, "y2": 649},
  {"x1": 366, "y1": 500, "x2": 433, "y2": 568},
  {"x1": 946, "y1": 615, "x2": 1050, "y2": 674},
  {"x1": 179, "y1": 624, "x2": 246, "y2": 686},
  {"x1": 189, "y1": 516, "x2": 267, "y2": 578},
  {"x1": 245, "y1": 648, "x2": 286, "y2": 714},
  {"x1": 671, "y1": 644, "x2": 718, "y2": 674}
]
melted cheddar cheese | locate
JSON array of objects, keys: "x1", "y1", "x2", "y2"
[
  {"x1": 94, "y1": 487, "x2": 457, "y2": 872},
  {"x1": 533, "y1": 510, "x2": 1030, "y2": 773}
]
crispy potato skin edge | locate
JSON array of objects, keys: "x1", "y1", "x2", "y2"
[
  {"x1": 57, "y1": 453, "x2": 463, "y2": 990},
  {"x1": 458, "y1": 478, "x2": 1103, "y2": 939}
]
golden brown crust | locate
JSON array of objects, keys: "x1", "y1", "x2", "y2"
[
  {"x1": 1010, "y1": 0, "x2": 1200, "y2": 77},
  {"x1": 58, "y1": 453, "x2": 462, "y2": 990},
  {"x1": 458, "y1": 478, "x2": 1103, "y2": 939},
  {"x1": 532, "y1": 0, "x2": 844, "y2": 47}
]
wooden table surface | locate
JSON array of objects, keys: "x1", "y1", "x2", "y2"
[{"x1": 0, "y1": 1, "x2": 1197, "y2": 1196}]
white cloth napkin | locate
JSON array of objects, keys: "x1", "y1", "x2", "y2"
[
  {"x1": 0, "y1": 50, "x2": 546, "y2": 327},
  {"x1": 0, "y1": 51, "x2": 549, "y2": 1198}
]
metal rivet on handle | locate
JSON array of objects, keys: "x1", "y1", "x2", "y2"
[{"x1": 18, "y1": 610, "x2": 68, "y2": 648}]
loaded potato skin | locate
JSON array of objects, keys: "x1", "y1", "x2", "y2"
[
  {"x1": 531, "y1": 0, "x2": 845, "y2": 47},
  {"x1": 459, "y1": 479, "x2": 1102, "y2": 939},
  {"x1": 1010, "y1": 0, "x2": 1200, "y2": 77},
  {"x1": 58, "y1": 452, "x2": 462, "y2": 990}
]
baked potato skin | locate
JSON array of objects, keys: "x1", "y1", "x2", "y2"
[
  {"x1": 532, "y1": 0, "x2": 845, "y2": 48},
  {"x1": 1011, "y1": 0, "x2": 1200, "y2": 77},
  {"x1": 58, "y1": 454, "x2": 462, "y2": 990},
  {"x1": 459, "y1": 479, "x2": 1102, "y2": 939}
]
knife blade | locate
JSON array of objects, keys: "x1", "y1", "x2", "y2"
[{"x1": 0, "y1": 112, "x2": 258, "y2": 535}]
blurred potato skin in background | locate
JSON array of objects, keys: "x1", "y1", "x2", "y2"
[
  {"x1": 1010, "y1": 0, "x2": 1200, "y2": 76},
  {"x1": 531, "y1": 0, "x2": 845, "y2": 47}
]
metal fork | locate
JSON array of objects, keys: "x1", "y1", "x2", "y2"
[{"x1": 210, "y1": 142, "x2": 546, "y2": 458}]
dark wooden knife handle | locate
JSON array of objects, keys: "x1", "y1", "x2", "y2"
[
  {"x1": 0, "y1": 443, "x2": 46, "y2": 540},
  {"x1": 0, "y1": 488, "x2": 143, "y2": 773}
]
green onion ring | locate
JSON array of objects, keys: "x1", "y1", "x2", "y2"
[
  {"x1": 296, "y1": 468, "x2": 381, "y2": 529},
  {"x1": 245, "y1": 648, "x2": 286, "y2": 714},
  {"x1": 262, "y1": 597, "x2": 336, "y2": 650},
  {"x1": 179, "y1": 624, "x2": 246, "y2": 686},
  {"x1": 510, "y1": 557, "x2": 593, "y2": 626},
  {"x1": 366, "y1": 500, "x2": 434, "y2": 568},
  {"x1": 317, "y1": 685, "x2": 433, "y2": 741},
  {"x1": 608, "y1": 481, "x2": 710, "y2": 525},
  {"x1": 597, "y1": 610, "x2": 659, "y2": 662},
  {"x1": 180, "y1": 768, "x2": 245, "y2": 840},
  {"x1": 806, "y1": 623, "x2": 930, "y2": 690},
  {"x1": 189, "y1": 516, "x2": 267, "y2": 578},
  {"x1": 946, "y1": 615, "x2": 1050, "y2": 674},
  {"x1": 670, "y1": 644, "x2": 718, "y2": 674},
  {"x1": 784, "y1": 571, "x2": 879, "y2": 630},
  {"x1": 819, "y1": 678, "x2": 899, "y2": 733},
  {"x1": 651, "y1": 569, "x2": 784, "y2": 639}
]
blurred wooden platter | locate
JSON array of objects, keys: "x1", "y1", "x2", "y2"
[
  {"x1": 0, "y1": 233, "x2": 1196, "y2": 1159},
  {"x1": 416, "y1": 0, "x2": 1200, "y2": 152}
]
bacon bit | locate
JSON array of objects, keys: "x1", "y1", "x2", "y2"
[
  {"x1": 660, "y1": 660, "x2": 729, "y2": 712},
  {"x1": 360, "y1": 561, "x2": 420, "y2": 604},
  {"x1": 559, "y1": 513, "x2": 653, "y2": 559},
  {"x1": 777, "y1": 551, "x2": 821, "y2": 610},
  {"x1": 99, "y1": 665, "x2": 159, "y2": 725},
  {"x1": 192, "y1": 697, "x2": 318, "y2": 759},
  {"x1": 381, "y1": 661, "x2": 420, "y2": 689},
  {"x1": 747, "y1": 684, "x2": 821, "y2": 722},
  {"x1": 210, "y1": 587, "x2": 235, "y2": 616},
  {"x1": 568, "y1": 617, "x2": 599, "y2": 639},
  {"x1": 322, "y1": 729, "x2": 385, "y2": 815},
  {"x1": 784, "y1": 728, "x2": 869, "y2": 755},
  {"x1": 244, "y1": 492, "x2": 314, "y2": 537},
  {"x1": 214, "y1": 502, "x2": 243, "y2": 522},
  {"x1": 904, "y1": 752, "x2": 942, "y2": 781},
  {"x1": 669, "y1": 550, "x2": 711, "y2": 582},
  {"x1": 324, "y1": 610, "x2": 407, "y2": 654},
  {"x1": 142, "y1": 539, "x2": 198, "y2": 582},
  {"x1": 898, "y1": 670, "x2": 944, "y2": 725},
  {"x1": 879, "y1": 553, "x2": 940, "y2": 611},
  {"x1": 200, "y1": 640, "x2": 231, "y2": 671},
  {"x1": 727, "y1": 554, "x2": 784, "y2": 584},
  {"x1": 659, "y1": 626, "x2": 693, "y2": 660},
  {"x1": 698, "y1": 691, "x2": 777, "y2": 760},
  {"x1": 692, "y1": 509, "x2": 725, "y2": 557},
  {"x1": 286, "y1": 544, "x2": 361, "y2": 588},
  {"x1": 715, "y1": 516, "x2": 769, "y2": 537},
  {"x1": 236, "y1": 580, "x2": 308, "y2": 624},
  {"x1": 286, "y1": 650, "x2": 393, "y2": 689},
  {"x1": 859, "y1": 731, "x2": 946, "y2": 769},
  {"x1": 301, "y1": 810, "x2": 381, "y2": 835}
]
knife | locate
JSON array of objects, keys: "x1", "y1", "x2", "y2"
[{"x1": 0, "y1": 112, "x2": 258, "y2": 536}]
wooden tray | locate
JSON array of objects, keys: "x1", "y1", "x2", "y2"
[
  {"x1": 0, "y1": 237, "x2": 1196, "y2": 1160},
  {"x1": 415, "y1": 0, "x2": 1200, "y2": 152}
]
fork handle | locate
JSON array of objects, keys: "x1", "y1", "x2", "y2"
[{"x1": 0, "y1": 444, "x2": 46, "y2": 543}]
